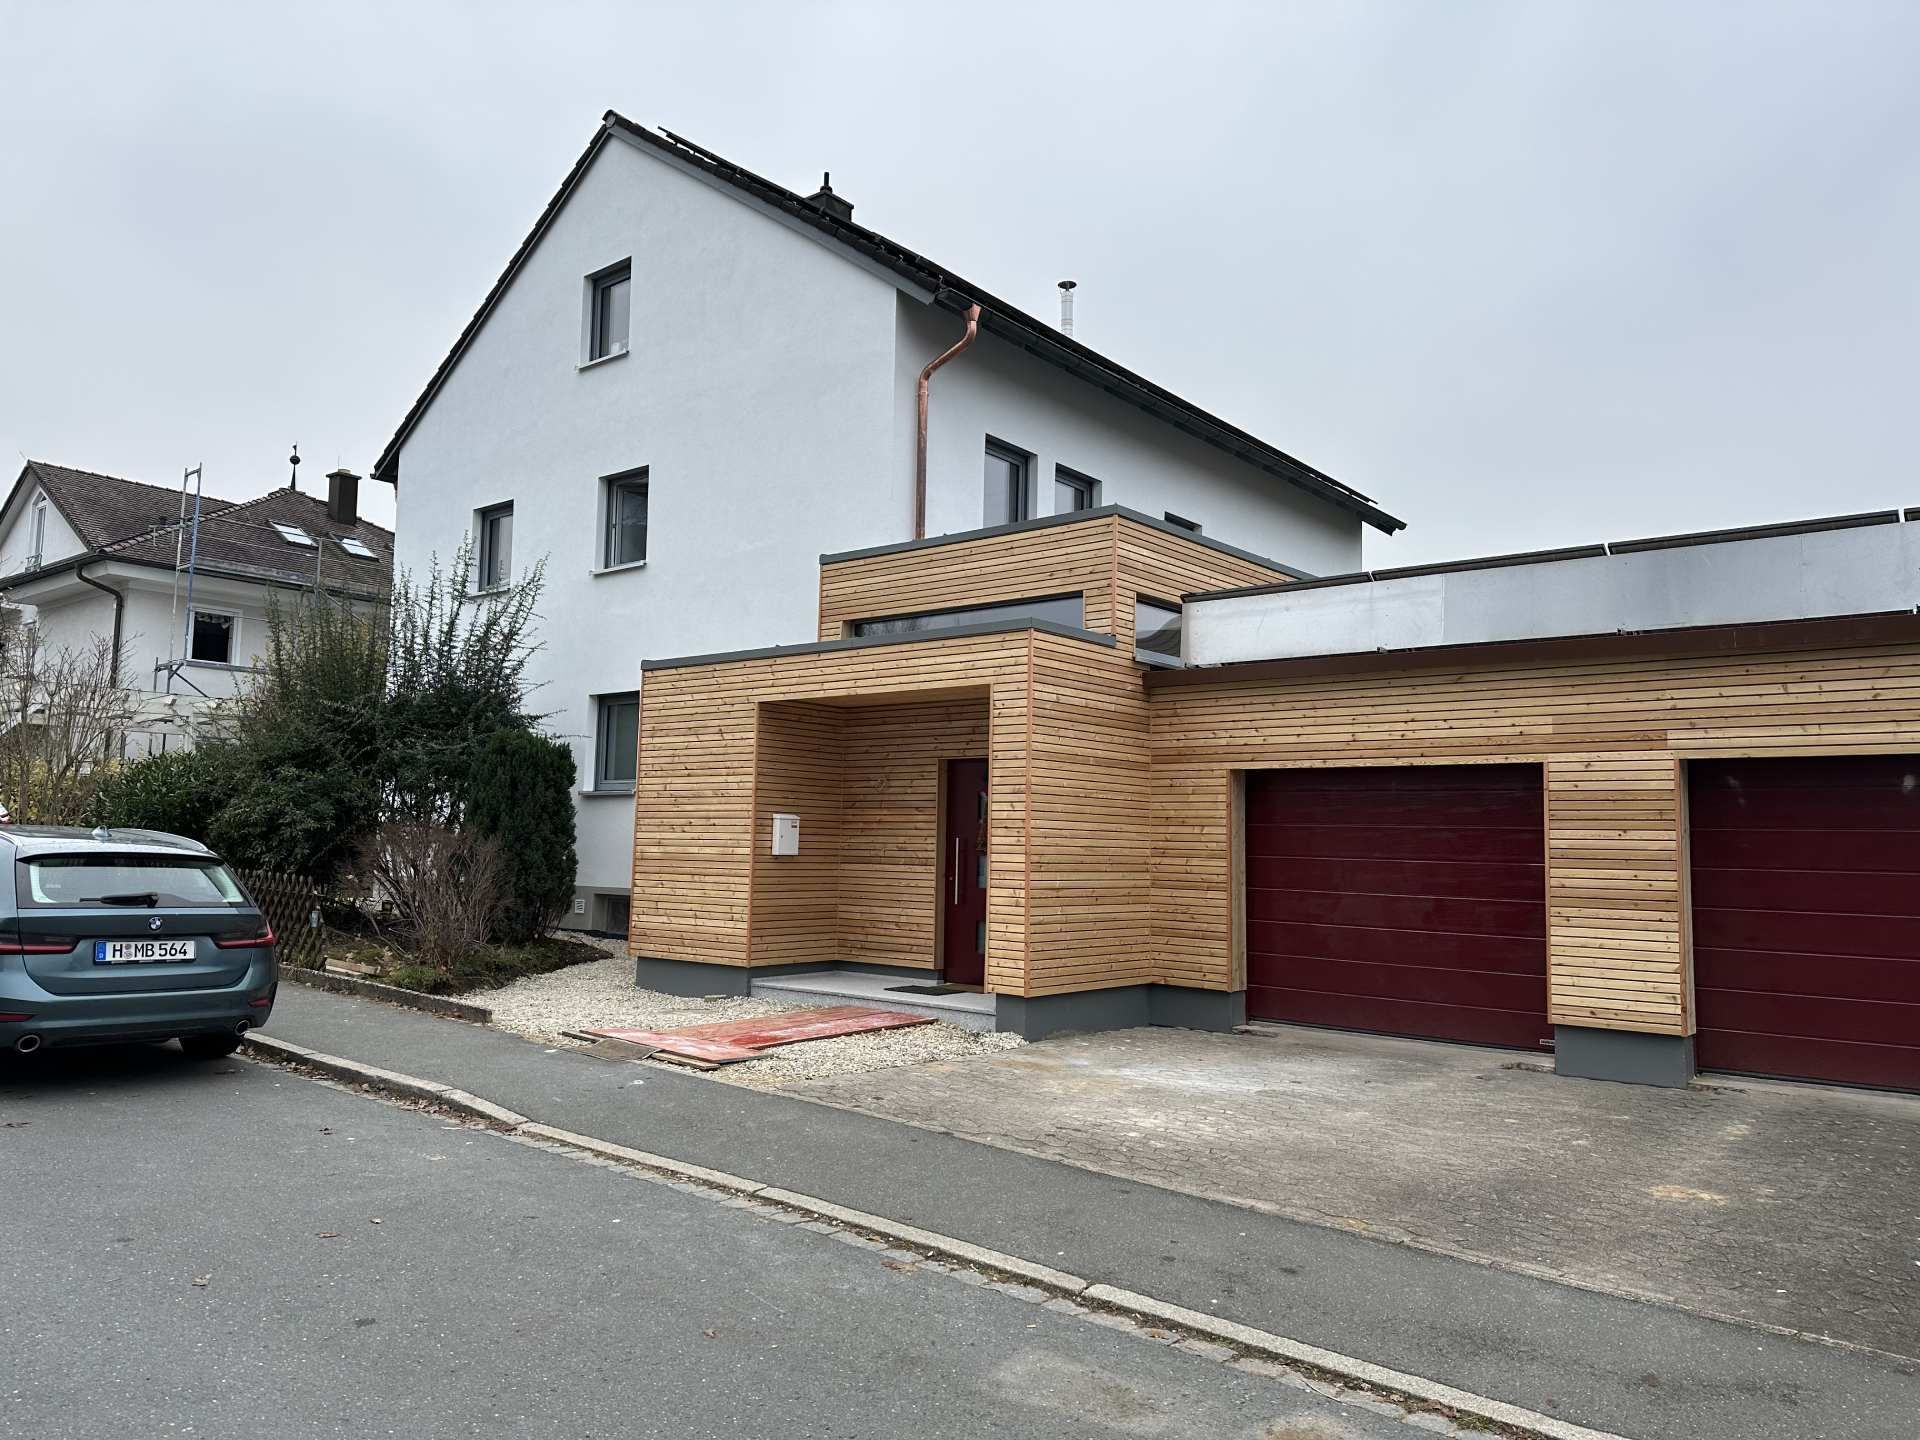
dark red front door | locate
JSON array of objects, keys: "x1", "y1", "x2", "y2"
[
  {"x1": 1690, "y1": 756, "x2": 1920, "y2": 1090},
  {"x1": 1245, "y1": 765, "x2": 1549, "y2": 1049},
  {"x1": 942, "y1": 759, "x2": 989, "y2": 986}
]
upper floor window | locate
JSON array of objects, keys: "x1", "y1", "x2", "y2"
[
  {"x1": 595, "y1": 692, "x2": 640, "y2": 792},
  {"x1": 851, "y1": 593, "x2": 1083, "y2": 639},
  {"x1": 985, "y1": 440, "x2": 1032, "y2": 525},
  {"x1": 190, "y1": 610, "x2": 236, "y2": 665},
  {"x1": 588, "y1": 261, "x2": 631, "y2": 361},
  {"x1": 27, "y1": 496, "x2": 47, "y2": 566},
  {"x1": 1055, "y1": 466, "x2": 1100, "y2": 514},
  {"x1": 1134, "y1": 596, "x2": 1183, "y2": 665},
  {"x1": 1163, "y1": 511, "x2": 1202, "y2": 535},
  {"x1": 477, "y1": 502, "x2": 514, "y2": 590},
  {"x1": 603, "y1": 469, "x2": 648, "y2": 570}
]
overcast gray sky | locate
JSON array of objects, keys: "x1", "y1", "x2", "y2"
[{"x1": 2, "y1": 1, "x2": 1914, "y2": 566}]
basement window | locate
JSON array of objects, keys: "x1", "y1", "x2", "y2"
[{"x1": 850, "y1": 593, "x2": 1083, "y2": 639}]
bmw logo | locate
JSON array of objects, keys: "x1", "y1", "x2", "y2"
[{"x1": 148, "y1": 916, "x2": 163, "y2": 932}]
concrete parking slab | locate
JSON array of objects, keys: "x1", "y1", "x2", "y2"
[{"x1": 787, "y1": 1022, "x2": 1920, "y2": 1360}]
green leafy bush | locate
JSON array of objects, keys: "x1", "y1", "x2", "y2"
[
  {"x1": 465, "y1": 728, "x2": 578, "y2": 944},
  {"x1": 89, "y1": 745, "x2": 241, "y2": 841}
]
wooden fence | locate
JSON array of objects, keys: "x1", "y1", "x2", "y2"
[{"x1": 235, "y1": 868, "x2": 327, "y2": 971}]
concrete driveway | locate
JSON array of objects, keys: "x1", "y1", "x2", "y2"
[{"x1": 787, "y1": 1022, "x2": 1920, "y2": 1360}]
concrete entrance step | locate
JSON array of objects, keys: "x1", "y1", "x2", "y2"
[{"x1": 748, "y1": 970, "x2": 997, "y2": 1033}]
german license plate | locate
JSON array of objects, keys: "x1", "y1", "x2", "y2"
[{"x1": 94, "y1": 939, "x2": 195, "y2": 964}]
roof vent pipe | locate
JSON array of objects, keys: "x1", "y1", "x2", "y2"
[{"x1": 1058, "y1": 280, "x2": 1076, "y2": 337}]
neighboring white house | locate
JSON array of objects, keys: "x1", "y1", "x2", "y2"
[
  {"x1": 0, "y1": 461, "x2": 394, "y2": 753},
  {"x1": 373, "y1": 112, "x2": 1405, "y2": 935}
]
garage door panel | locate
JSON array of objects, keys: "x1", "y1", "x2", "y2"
[
  {"x1": 1690, "y1": 756, "x2": 1920, "y2": 1091},
  {"x1": 1245, "y1": 765, "x2": 1547, "y2": 1050},
  {"x1": 1245, "y1": 855, "x2": 1548, "y2": 901},
  {"x1": 1695, "y1": 906, "x2": 1920, "y2": 961},
  {"x1": 1685, "y1": 829, "x2": 1920, "y2": 875},
  {"x1": 1248, "y1": 921, "x2": 1548, "y2": 974},
  {"x1": 1695, "y1": 1031, "x2": 1920, "y2": 1092},
  {"x1": 1692, "y1": 866, "x2": 1920, "y2": 918},
  {"x1": 1247, "y1": 823, "x2": 1546, "y2": 864},
  {"x1": 1250, "y1": 953, "x2": 1547, "y2": 1012},
  {"x1": 1247, "y1": 887, "x2": 1546, "y2": 938},
  {"x1": 1247, "y1": 986, "x2": 1548, "y2": 1050},
  {"x1": 1695, "y1": 949, "x2": 1920, "y2": 1004},
  {"x1": 1694, "y1": 988, "x2": 1920, "y2": 1048}
]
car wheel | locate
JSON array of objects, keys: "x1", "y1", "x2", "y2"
[{"x1": 179, "y1": 1032, "x2": 244, "y2": 1060}]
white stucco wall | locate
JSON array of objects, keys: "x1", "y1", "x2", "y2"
[
  {"x1": 897, "y1": 301, "x2": 1364, "y2": 577},
  {"x1": 0, "y1": 483, "x2": 87, "y2": 603},
  {"x1": 393, "y1": 135, "x2": 912, "y2": 906}
]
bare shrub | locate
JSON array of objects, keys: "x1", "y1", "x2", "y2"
[
  {"x1": 358, "y1": 822, "x2": 503, "y2": 970},
  {"x1": 0, "y1": 627, "x2": 137, "y2": 823}
]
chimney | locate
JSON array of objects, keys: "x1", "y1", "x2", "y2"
[
  {"x1": 1058, "y1": 279, "x2": 1077, "y2": 338},
  {"x1": 325, "y1": 468, "x2": 360, "y2": 526},
  {"x1": 803, "y1": 171, "x2": 854, "y2": 224}
]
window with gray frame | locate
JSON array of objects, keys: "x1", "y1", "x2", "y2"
[
  {"x1": 1134, "y1": 596, "x2": 1183, "y2": 664},
  {"x1": 596, "y1": 692, "x2": 639, "y2": 791},
  {"x1": 851, "y1": 593, "x2": 1083, "y2": 638},
  {"x1": 588, "y1": 261, "x2": 631, "y2": 361},
  {"x1": 1054, "y1": 466, "x2": 1100, "y2": 514},
  {"x1": 477, "y1": 502, "x2": 513, "y2": 589},
  {"x1": 603, "y1": 470, "x2": 648, "y2": 569},
  {"x1": 985, "y1": 440, "x2": 1032, "y2": 524}
]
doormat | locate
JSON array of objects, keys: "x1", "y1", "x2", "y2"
[
  {"x1": 580, "y1": 1006, "x2": 933, "y2": 1067},
  {"x1": 886, "y1": 983, "x2": 971, "y2": 996}
]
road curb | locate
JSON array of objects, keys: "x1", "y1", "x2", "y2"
[
  {"x1": 277, "y1": 967, "x2": 493, "y2": 1024},
  {"x1": 241, "y1": 1034, "x2": 1630, "y2": 1440}
]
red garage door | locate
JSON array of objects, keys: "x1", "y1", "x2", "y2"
[
  {"x1": 1245, "y1": 766, "x2": 1549, "y2": 1049},
  {"x1": 1690, "y1": 756, "x2": 1920, "y2": 1090}
]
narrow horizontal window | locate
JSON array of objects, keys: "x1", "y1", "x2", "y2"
[
  {"x1": 850, "y1": 593, "x2": 1083, "y2": 639},
  {"x1": 1162, "y1": 511, "x2": 1202, "y2": 534}
]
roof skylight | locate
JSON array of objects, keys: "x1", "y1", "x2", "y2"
[
  {"x1": 271, "y1": 522, "x2": 315, "y2": 548},
  {"x1": 337, "y1": 536, "x2": 376, "y2": 560}
]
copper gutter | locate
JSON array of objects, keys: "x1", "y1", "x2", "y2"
[{"x1": 914, "y1": 303, "x2": 981, "y2": 539}]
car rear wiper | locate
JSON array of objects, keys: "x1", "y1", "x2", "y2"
[{"x1": 82, "y1": 892, "x2": 160, "y2": 906}]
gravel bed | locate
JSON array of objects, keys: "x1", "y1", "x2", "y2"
[{"x1": 474, "y1": 941, "x2": 1021, "y2": 1088}]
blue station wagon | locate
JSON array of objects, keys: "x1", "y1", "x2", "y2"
[{"x1": 0, "y1": 825, "x2": 276, "y2": 1058}]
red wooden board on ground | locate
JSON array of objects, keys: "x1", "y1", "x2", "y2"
[{"x1": 584, "y1": 1006, "x2": 934, "y2": 1065}]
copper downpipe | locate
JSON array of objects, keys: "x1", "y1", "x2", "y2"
[{"x1": 914, "y1": 303, "x2": 981, "y2": 539}]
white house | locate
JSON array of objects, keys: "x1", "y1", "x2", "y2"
[
  {"x1": 0, "y1": 460, "x2": 394, "y2": 753},
  {"x1": 373, "y1": 112, "x2": 1404, "y2": 935}
]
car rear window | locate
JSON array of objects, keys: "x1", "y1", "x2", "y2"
[{"x1": 16, "y1": 855, "x2": 247, "y2": 908}]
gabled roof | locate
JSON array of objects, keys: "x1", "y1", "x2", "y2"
[
  {"x1": 104, "y1": 487, "x2": 394, "y2": 593},
  {"x1": 10, "y1": 460, "x2": 242, "y2": 550},
  {"x1": 0, "y1": 461, "x2": 393, "y2": 599},
  {"x1": 372, "y1": 113, "x2": 1405, "y2": 535}
]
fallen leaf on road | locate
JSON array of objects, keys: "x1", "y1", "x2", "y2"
[
  {"x1": 881, "y1": 1259, "x2": 916, "y2": 1272},
  {"x1": 317, "y1": 1232, "x2": 341, "y2": 1239},
  {"x1": 191, "y1": 1275, "x2": 211, "y2": 1287},
  {"x1": 369, "y1": 1218, "x2": 383, "y2": 1225},
  {"x1": 319, "y1": 1126, "x2": 333, "y2": 1135},
  {"x1": 702, "y1": 1329, "x2": 719, "y2": 1339}
]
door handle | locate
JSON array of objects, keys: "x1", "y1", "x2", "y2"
[{"x1": 952, "y1": 838, "x2": 960, "y2": 904}]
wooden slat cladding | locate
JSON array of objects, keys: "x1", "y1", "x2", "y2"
[
  {"x1": 839, "y1": 701, "x2": 990, "y2": 968},
  {"x1": 632, "y1": 630, "x2": 1037, "y2": 988},
  {"x1": 1149, "y1": 640, "x2": 1920, "y2": 1032},
  {"x1": 818, "y1": 515, "x2": 1296, "y2": 643}
]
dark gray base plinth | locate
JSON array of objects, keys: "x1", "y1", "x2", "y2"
[
  {"x1": 632, "y1": 957, "x2": 929, "y2": 998},
  {"x1": 996, "y1": 985, "x2": 1246, "y2": 1041},
  {"x1": 1554, "y1": 1025, "x2": 1696, "y2": 1087}
]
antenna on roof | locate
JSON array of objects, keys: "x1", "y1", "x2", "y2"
[{"x1": 288, "y1": 444, "x2": 301, "y2": 494}]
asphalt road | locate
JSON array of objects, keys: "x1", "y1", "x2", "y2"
[{"x1": 0, "y1": 1044, "x2": 1412, "y2": 1440}]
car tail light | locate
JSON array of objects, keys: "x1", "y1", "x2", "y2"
[
  {"x1": 0, "y1": 1012, "x2": 33, "y2": 1022},
  {"x1": 0, "y1": 935, "x2": 76, "y2": 955},
  {"x1": 247, "y1": 996, "x2": 273, "y2": 1008},
  {"x1": 215, "y1": 923, "x2": 276, "y2": 950}
]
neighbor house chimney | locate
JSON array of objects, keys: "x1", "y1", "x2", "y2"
[
  {"x1": 1058, "y1": 279, "x2": 1077, "y2": 337},
  {"x1": 803, "y1": 171, "x2": 854, "y2": 224},
  {"x1": 326, "y1": 468, "x2": 360, "y2": 525}
]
